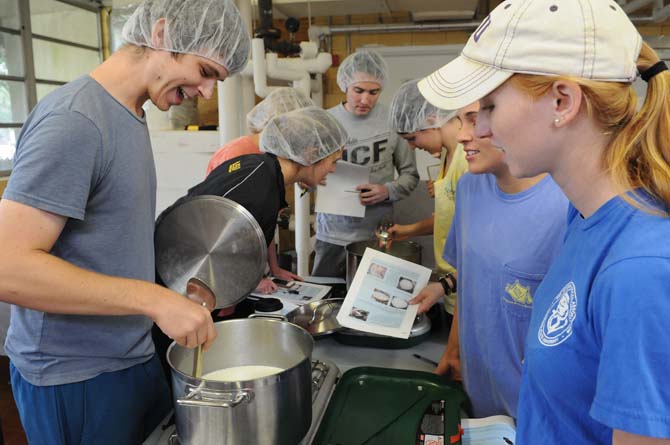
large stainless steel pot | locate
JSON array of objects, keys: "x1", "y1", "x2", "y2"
[
  {"x1": 345, "y1": 240, "x2": 422, "y2": 289},
  {"x1": 167, "y1": 319, "x2": 314, "y2": 445}
]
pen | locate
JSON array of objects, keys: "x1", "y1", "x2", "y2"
[
  {"x1": 344, "y1": 190, "x2": 360, "y2": 193},
  {"x1": 412, "y1": 353, "x2": 439, "y2": 367},
  {"x1": 300, "y1": 187, "x2": 311, "y2": 198},
  {"x1": 503, "y1": 437, "x2": 514, "y2": 445}
]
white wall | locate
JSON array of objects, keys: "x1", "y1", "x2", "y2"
[{"x1": 151, "y1": 130, "x2": 221, "y2": 215}]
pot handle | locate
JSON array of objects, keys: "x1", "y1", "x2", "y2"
[
  {"x1": 177, "y1": 385, "x2": 254, "y2": 408},
  {"x1": 248, "y1": 313, "x2": 287, "y2": 321}
]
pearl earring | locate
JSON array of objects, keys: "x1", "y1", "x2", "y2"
[{"x1": 554, "y1": 117, "x2": 562, "y2": 125}]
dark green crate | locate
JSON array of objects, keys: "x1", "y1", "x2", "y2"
[{"x1": 313, "y1": 367, "x2": 467, "y2": 445}]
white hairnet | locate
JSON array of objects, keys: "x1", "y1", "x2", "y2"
[
  {"x1": 389, "y1": 79, "x2": 457, "y2": 133},
  {"x1": 336, "y1": 49, "x2": 389, "y2": 92},
  {"x1": 246, "y1": 87, "x2": 315, "y2": 134},
  {"x1": 260, "y1": 106, "x2": 348, "y2": 166},
  {"x1": 121, "y1": 0, "x2": 251, "y2": 76}
]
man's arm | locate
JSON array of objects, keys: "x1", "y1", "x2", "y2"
[
  {"x1": 0, "y1": 199, "x2": 216, "y2": 350},
  {"x1": 268, "y1": 242, "x2": 302, "y2": 281},
  {"x1": 613, "y1": 430, "x2": 670, "y2": 445},
  {"x1": 436, "y1": 297, "x2": 461, "y2": 380},
  {"x1": 387, "y1": 215, "x2": 435, "y2": 240}
]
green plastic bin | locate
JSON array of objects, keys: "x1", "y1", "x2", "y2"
[{"x1": 313, "y1": 366, "x2": 468, "y2": 445}]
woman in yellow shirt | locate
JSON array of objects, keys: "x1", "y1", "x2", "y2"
[{"x1": 386, "y1": 79, "x2": 467, "y2": 323}]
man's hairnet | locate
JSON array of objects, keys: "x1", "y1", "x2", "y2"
[
  {"x1": 121, "y1": 0, "x2": 251, "y2": 76},
  {"x1": 389, "y1": 79, "x2": 457, "y2": 133},
  {"x1": 336, "y1": 49, "x2": 389, "y2": 92},
  {"x1": 246, "y1": 88, "x2": 315, "y2": 134},
  {"x1": 260, "y1": 106, "x2": 348, "y2": 166}
]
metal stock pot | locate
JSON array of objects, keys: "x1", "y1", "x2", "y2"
[
  {"x1": 345, "y1": 239, "x2": 422, "y2": 289},
  {"x1": 167, "y1": 318, "x2": 314, "y2": 445}
]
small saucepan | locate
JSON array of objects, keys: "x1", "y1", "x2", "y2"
[{"x1": 285, "y1": 298, "x2": 344, "y2": 337}]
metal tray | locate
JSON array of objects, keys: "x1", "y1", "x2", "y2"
[
  {"x1": 313, "y1": 366, "x2": 467, "y2": 445},
  {"x1": 333, "y1": 314, "x2": 432, "y2": 349}
]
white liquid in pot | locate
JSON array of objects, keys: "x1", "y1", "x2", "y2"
[{"x1": 201, "y1": 365, "x2": 284, "y2": 381}]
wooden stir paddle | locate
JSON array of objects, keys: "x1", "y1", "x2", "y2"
[{"x1": 186, "y1": 277, "x2": 217, "y2": 378}]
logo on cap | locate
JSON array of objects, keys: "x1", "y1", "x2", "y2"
[{"x1": 473, "y1": 15, "x2": 491, "y2": 42}]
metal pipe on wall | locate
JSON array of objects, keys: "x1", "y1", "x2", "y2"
[
  {"x1": 257, "y1": 0, "x2": 274, "y2": 31},
  {"x1": 100, "y1": 7, "x2": 112, "y2": 60},
  {"x1": 311, "y1": 74, "x2": 323, "y2": 107},
  {"x1": 247, "y1": 35, "x2": 333, "y2": 276},
  {"x1": 309, "y1": 21, "x2": 481, "y2": 39}
]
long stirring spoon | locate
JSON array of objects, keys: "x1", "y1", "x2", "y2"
[{"x1": 186, "y1": 278, "x2": 216, "y2": 378}]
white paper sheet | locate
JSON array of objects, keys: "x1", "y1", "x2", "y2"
[
  {"x1": 315, "y1": 161, "x2": 369, "y2": 217},
  {"x1": 336, "y1": 247, "x2": 432, "y2": 339},
  {"x1": 304, "y1": 276, "x2": 347, "y2": 285},
  {"x1": 250, "y1": 280, "x2": 331, "y2": 306}
]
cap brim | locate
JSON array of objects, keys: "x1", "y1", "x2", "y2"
[{"x1": 418, "y1": 55, "x2": 513, "y2": 111}]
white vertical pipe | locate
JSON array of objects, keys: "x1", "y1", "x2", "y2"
[
  {"x1": 217, "y1": 0, "x2": 252, "y2": 145},
  {"x1": 293, "y1": 75, "x2": 313, "y2": 276},
  {"x1": 246, "y1": 28, "x2": 335, "y2": 276},
  {"x1": 294, "y1": 183, "x2": 310, "y2": 276},
  {"x1": 217, "y1": 76, "x2": 242, "y2": 146},
  {"x1": 293, "y1": 76, "x2": 311, "y2": 97},
  {"x1": 237, "y1": 0, "x2": 253, "y2": 46},
  {"x1": 236, "y1": 0, "x2": 256, "y2": 133},
  {"x1": 252, "y1": 39, "x2": 273, "y2": 97},
  {"x1": 312, "y1": 73, "x2": 324, "y2": 107},
  {"x1": 241, "y1": 82, "x2": 256, "y2": 134},
  {"x1": 296, "y1": 73, "x2": 324, "y2": 275}
]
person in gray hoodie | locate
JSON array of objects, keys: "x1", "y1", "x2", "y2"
[{"x1": 312, "y1": 50, "x2": 419, "y2": 278}]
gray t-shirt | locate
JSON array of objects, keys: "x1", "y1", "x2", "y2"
[
  {"x1": 3, "y1": 75, "x2": 157, "y2": 386},
  {"x1": 316, "y1": 103, "x2": 419, "y2": 246}
]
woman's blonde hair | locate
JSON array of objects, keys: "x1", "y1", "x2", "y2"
[{"x1": 508, "y1": 42, "x2": 670, "y2": 215}]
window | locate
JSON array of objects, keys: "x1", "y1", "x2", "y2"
[{"x1": 0, "y1": 0, "x2": 102, "y2": 175}]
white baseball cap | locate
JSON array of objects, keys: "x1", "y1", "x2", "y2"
[{"x1": 418, "y1": 0, "x2": 643, "y2": 111}]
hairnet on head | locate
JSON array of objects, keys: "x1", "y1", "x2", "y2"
[
  {"x1": 260, "y1": 106, "x2": 348, "y2": 166},
  {"x1": 389, "y1": 79, "x2": 457, "y2": 133},
  {"x1": 121, "y1": 0, "x2": 251, "y2": 76},
  {"x1": 336, "y1": 49, "x2": 389, "y2": 92},
  {"x1": 246, "y1": 88, "x2": 315, "y2": 133}
]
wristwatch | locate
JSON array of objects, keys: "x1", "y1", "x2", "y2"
[{"x1": 438, "y1": 273, "x2": 457, "y2": 295}]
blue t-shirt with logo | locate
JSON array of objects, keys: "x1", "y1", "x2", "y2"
[
  {"x1": 517, "y1": 196, "x2": 670, "y2": 443},
  {"x1": 443, "y1": 173, "x2": 568, "y2": 418}
]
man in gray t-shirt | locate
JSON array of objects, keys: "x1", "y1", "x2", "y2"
[
  {"x1": 0, "y1": 0, "x2": 250, "y2": 443},
  {"x1": 313, "y1": 50, "x2": 419, "y2": 278}
]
